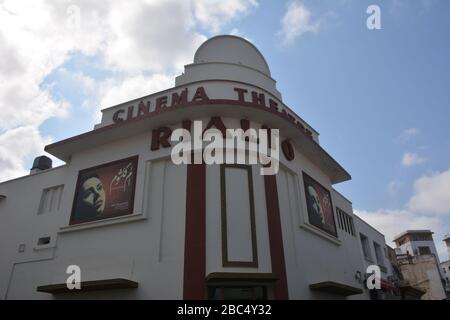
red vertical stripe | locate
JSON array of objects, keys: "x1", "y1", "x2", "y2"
[
  {"x1": 264, "y1": 174, "x2": 289, "y2": 299},
  {"x1": 183, "y1": 163, "x2": 206, "y2": 299}
]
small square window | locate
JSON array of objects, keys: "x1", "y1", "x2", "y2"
[{"x1": 37, "y1": 236, "x2": 51, "y2": 246}]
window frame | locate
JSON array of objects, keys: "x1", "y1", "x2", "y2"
[
  {"x1": 360, "y1": 233, "x2": 373, "y2": 262},
  {"x1": 418, "y1": 246, "x2": 431, "y2": 255},
  {"x1": 373, "y1": 241, "x2": 385, "y2": 268}
]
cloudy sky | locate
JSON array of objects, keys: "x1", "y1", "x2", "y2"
[{"x1": 1, "y1": 0, "x2": 449, "y2": 259}]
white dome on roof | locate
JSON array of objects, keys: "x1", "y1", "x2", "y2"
[
  {"x1": 176, "y1": 35, "x2": 281, "y2": 99},
  {"x1": 193, "y1": 35, "x2": 271, "y2": 76}
]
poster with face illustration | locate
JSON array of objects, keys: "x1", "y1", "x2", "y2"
[
  {"x1": 302, "y1": 172, "x2": 337, "y2": 237},
  {"x1": 70, "y1": 156, "x2": 138, "y2": 225}
]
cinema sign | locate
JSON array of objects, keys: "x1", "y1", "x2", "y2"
[{"x1": 105, "y1": 82, "x2": 315, "y2": 141}]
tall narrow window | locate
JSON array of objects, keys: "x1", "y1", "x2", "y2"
[
  {"x1": 373, "y1": 242, "x2": 385, "y2": 267},
  {"x1": 360, "y1": 233, "x2": 372, "y2": 261},
  {"x1": 37, "y1": 185, "x2": 64, "y2": 215}
]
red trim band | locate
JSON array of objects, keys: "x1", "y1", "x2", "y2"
[
  {"x1": 264, "y1": 175, "x2": 289, "y2": 299},
  {"x1": 183, "y1": 162, "x2": 207, "y2": 299}
]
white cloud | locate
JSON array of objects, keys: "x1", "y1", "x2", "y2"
[
  {"x1": 278, "y1": 1, "x2": 320, "y2": 46},
  {"x1": 0, "y1": 0, "x2": 258, "y2": 182},
  {"x1": 408, "y1": 168, "x2": 450, "y2": 215},
  {"x1": 50, "y1": 70, "x2": 175, "y2": 124},
  {"x1": 193, "y1": 0, "x2": 258, "y2": 34},
  {"x1": 396, "y1": 128, "x2": 419, "y2": 143},
  {"x1": 95, "y1": 74, "x2": 174, "y2": 122},
  {"x1": 357, "y1": 166, "x2": 450, "y2": 261},
  {"x1": 356, "y1": 209, "x2": 442, "y2": 244},
  {"x1": 401, "y1": 152, "x2": 426, "y2": 167},
  {"x1": 229, "y1": 28, "x2": 253, "y2": 43},
  {"x1": 0, "y1": 126, "x2": 53, "y2": 181},
  {"x1": 355, "y1": 209, "x2": 448, "y2": 259},
  {"x1": 100, "y1": 0, "x2": 206, "y2": 74}
]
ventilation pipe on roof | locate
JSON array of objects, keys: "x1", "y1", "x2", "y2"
[{"x1": 30, "y1": 156, "x2": 52, "y2": 174}]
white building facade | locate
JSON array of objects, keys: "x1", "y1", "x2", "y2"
[
  {"x1": 354, "y1": 215, "x2": 397, "y2": 299},
  {"x1": 0, "y1": 36, "x2": 387, "y2": 300}
]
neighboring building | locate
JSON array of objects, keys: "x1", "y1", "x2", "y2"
[
  {"x1": 394, "y1": 230, "x2": 441, "y2": 260},
  {"x1": 441, "y1": 260, "x2": 450, "y2": 295},
  {"x1": 0, "y1": 35, "x2": 372, "y2": 300},
  {"x1": 397, "y1": 254, "x2": 446, "y2": 300},
  {"x1": 386, "y1": 245, "x2": 426, "y2": 300},
  {"x1": 353, "y1": 215, "x2": 397, "y2": 300},
  {"x1": 444, "y1": 235, "x2": 450, "y2": 259},
  {"x1": 394, "y1": 230, "x2": 446, "y2": 300},
  {"x1": 442, "y1": 235, "x2": 450, "y2": 297}
]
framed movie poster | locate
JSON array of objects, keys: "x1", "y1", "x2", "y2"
[
  {"x1": 302, "y1": 172, "x2": 337, "y2": 237},
  {"x1": 70, "y1": 156, "x2": 138, "y2": 225}
]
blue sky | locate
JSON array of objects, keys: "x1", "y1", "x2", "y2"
[
  {"x1": 231, "y1": 0, "x2": 450, "y2": 210},
  {"x1": 1, "y1": 0, "x2": 449, "y2": 258}
]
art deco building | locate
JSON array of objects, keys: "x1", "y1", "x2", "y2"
[{"x1": 0, "y1": 35, "x2": 392, "y2": 299}]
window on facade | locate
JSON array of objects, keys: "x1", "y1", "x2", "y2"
[
  {"x1": 37, "y1": 236, "x2": 51, "y2": 246},
  {"x1": 336, "y1": 208, "x2": 355, "y2": 236},
  {"x1": 37, "y1": 185, "x2": 64, "y2": 215},
  {"x1": 373, "y1": 242, "x2": 385, "y2": 267},
  {"x1": 418, "y1": 246, "x2": 431, "y2": 255},
  {"x1": 360, "y1": 233, "x2": 372, "y2": 261},
  {"x1": 412, "y1": 234, "x2": 432, "y2": 241},
  {"x1": 208, "y1": 286, "x2": 267, "y2": 300}
]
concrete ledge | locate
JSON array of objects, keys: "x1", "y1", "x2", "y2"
[
  {"x1": 59, "y1": 213, "x2": 146, "y2": 233},
  {"x1": 300, "y1": 223, "x2": 341, "y2": 246},
  {"x1": 309, "y1": 281, "x2": 363, "y2": 296},
  {"x1": 206, "y1": 272, "x2": 279, "y2": 283},
  {"x1": 37, "y1": 278, "x2": 138, "y2": 294}
]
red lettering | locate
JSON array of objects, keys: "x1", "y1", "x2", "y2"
[
  {"x1": 112, "y1": 109, "x2": 125, "y2": 123},
  {"x1": 126, "y1": 106, "x2": 134, "y2": 121},
  {"x1": 137, "y1": 101, "x2": 150, "y2": 117},
  {"x1": 261, "y1": 125, "x2": 273, "y2": 149},
  {"x1": 251, "y1": 91, "x2": 266, "y2": 107},
  {"x1": 203, "y1": 116, "x2": 226, "y2": 138},
  {"x1": 182, "y1": 120, "x2": 192, "y2": 132},
  {"x1": 269, "y1": 99, "x2": 279, "y2": 111},
  {"x1": 241, "y1": 119, "x2": 250, "y2": 142},
  {"x1": 171, "y1": 89, "x2": 188, "y2": 107},
  {"x1": 155, "y1": 96, "x2": 168, "y2": 111},
  {"x1": 234, "y1": 87, "x2": 248, "y2": 102},
  {"x1": 287, "y1": 113, "x2": 296, "y2": 123},
  {"x1": 150, "y1": 127, "x2": 172, "y2": 150},
  {"x1": 191, "y1": 87, "x2": 209, "y2": 102}
]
